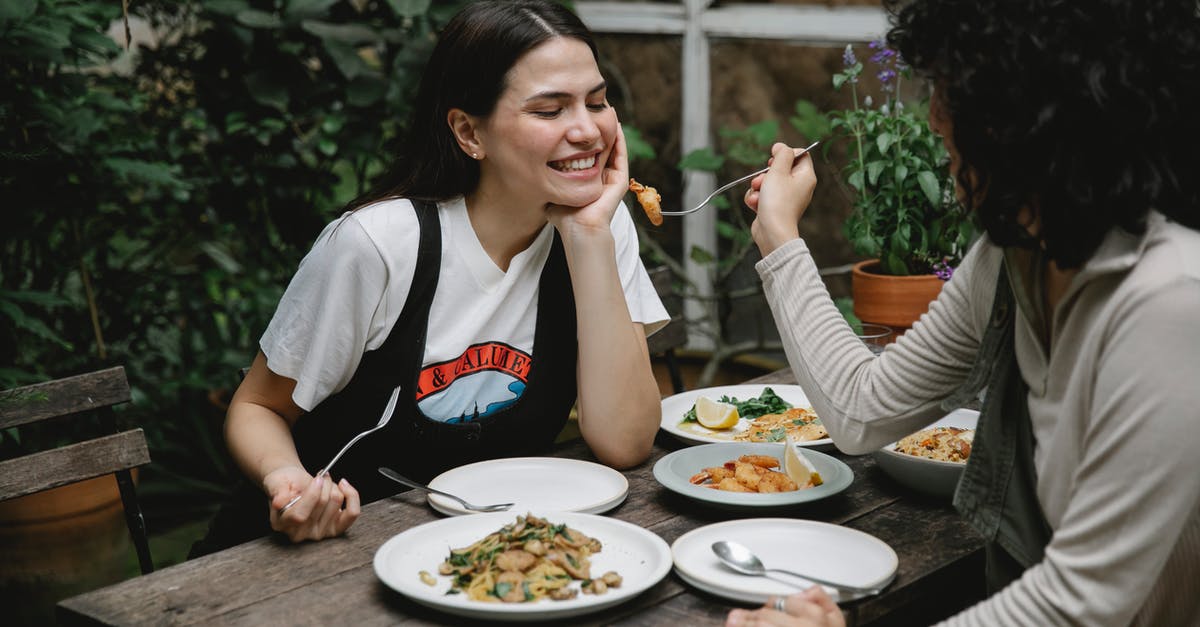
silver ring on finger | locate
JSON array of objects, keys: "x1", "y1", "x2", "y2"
[{"x1": 773, "y1": 596, "x2": 787, "y2": 613}]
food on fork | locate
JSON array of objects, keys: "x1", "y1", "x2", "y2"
[
  {"x1": 629, "y1": 178, "x2": 663, "y2": 225},
  {"x1": 433, "y1": 513, "x2": 621, "y2": 603}
]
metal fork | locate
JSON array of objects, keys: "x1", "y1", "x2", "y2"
[
  {"x1": 378, "y1": 467, "x2": 514, "y2": 512},
  {"x1": 277, "y1": 384, "x2": 402, "y2": 515},
  {"x1": 659, "y1": 141, "x2": 820, "y2": 217}
]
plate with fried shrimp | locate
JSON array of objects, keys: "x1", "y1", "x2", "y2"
[
  {"x1": 653, "y1": 442, "x2": 852, "y2": 510},
  {"x1": 374, "y1": 511, "x2": 671, "y2": 621}
]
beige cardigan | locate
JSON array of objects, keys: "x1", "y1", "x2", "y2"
[{"x1": 756, "y1": 213, "x2": 1200, "y2": 626}]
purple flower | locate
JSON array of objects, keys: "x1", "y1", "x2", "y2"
[
  {"x1": 870, "y1": 48, "x2": 896, "y2": 65},
  {"x1": 842, "y1": 44, "x2": 857, "y2": 68},
  {"x1": 933, "y1": 260, "x2": 955, "y2": 281}
]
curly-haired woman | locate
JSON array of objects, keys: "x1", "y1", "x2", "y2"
[{"x1": 729, "y1": 0, "x2": 1200, "y2": 625}]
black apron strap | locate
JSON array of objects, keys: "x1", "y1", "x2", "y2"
[{"x1": 951, "y1": 262, "x2": 1054, "y2": 592}]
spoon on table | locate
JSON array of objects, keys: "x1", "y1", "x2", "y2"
[
  {"x1": 378, "y1": 467, "x2": 514, "y2": 513},
  {"x1": 711, "y1": 540, "x2": 887, "y2": 597}
]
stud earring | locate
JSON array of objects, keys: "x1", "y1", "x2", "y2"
[{"x1": 471, "y1": 152, "x2": 479, "y2": 159}]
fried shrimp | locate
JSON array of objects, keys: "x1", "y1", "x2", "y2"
[
  {"x1": 690, "y1": 456, "x2": 801, "y2": 493},
  {"x1": 629, "y1": 178, "x2": 663, "y2": 225}
]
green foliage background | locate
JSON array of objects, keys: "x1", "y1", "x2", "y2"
[{"x1": 1, "y1": 0, "x2": 468, "y2": 530}]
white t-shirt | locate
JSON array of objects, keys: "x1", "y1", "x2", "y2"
[{"x1": 261, "y1": 196, "x2": 668, "y2": 419}]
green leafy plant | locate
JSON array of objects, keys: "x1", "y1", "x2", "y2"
[
  {"x1": 1, "y1": 0, "x2": 460, "y2": 544},
  {"x1": 796, "y1": 41, "x2": 974, "y2": 276}
]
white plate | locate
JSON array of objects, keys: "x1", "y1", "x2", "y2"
[
  {"x1": 653, "y1": 442, "x2": 853, "y2": 510},
  {"x1": 426, "y1": 457, "x2": 628, "y2": 516},
  {"x1": 374, "y1": 511, "x2": 672, "y2": 622},
  {"x1": 659, "y1": 384, "x2": 833, "y2": 448},
  {"x1": 871, "y1": 408, "x2": 980, "y2": 499},
  {"x1": 671, "y1": 518, "x2": 897, "y2": 604}
]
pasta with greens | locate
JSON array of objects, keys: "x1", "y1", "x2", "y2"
[{"x1": 435, "y1": 514, "x2": 623, "y2": 603}]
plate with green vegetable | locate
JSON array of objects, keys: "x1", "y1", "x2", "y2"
[{"x1": 659, "y1": 385, "x2": 833, "y2": 449}]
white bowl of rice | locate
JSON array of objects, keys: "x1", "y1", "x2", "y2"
[{"x1": 871, "y1": 408, "x2": 979, "y2": 499}]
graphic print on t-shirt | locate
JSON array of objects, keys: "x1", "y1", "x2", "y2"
[{"x1": 415, "y1": 341, "x2": 532, "y2": 423}]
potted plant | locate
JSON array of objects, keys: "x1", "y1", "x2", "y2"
[{"x1": 795, "y1": 41, "x2": 975, "y2": 332}]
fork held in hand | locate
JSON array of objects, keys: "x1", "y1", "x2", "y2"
[
  {"x1": 277, "y1": 384, "x2": 402, "y2": 516},
  {"x1": 659, "y1": 141, "x2": 820, "y2": 217}
]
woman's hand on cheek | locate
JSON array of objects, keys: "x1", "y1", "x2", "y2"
[{"x1": 547, "y1": 119, "x2": 628, "y2": 236}]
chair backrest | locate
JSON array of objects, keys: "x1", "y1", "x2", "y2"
[
  {"x1": 645, "y1": 266, "x2": 688, "y2": 394},
  {"x1": 0, "y1": 366, "x2": 154, "y2": 573}
]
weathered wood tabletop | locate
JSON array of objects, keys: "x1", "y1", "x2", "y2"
[{"x1": 58, "y1": 369, "x2": 985, "y2": 626}]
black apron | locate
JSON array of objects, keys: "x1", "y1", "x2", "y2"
[
  {"x1": 191, "y1": 199, "x2": 578, "y2": 557},
  {"x1": 943, "y1": 261, "x2": 1054, "y2": 592}
]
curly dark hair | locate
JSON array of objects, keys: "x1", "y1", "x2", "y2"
[{"x1": 887, "y1": 0, "x2": 1200, "y2": 268}]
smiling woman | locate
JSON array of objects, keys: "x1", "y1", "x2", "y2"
[{"x1": 191, "y1": 0, "x2": 668, "y2": 558}]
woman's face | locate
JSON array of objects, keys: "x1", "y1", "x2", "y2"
[{"x1": 473, "y1": 37, "x2": 616, "y2": 209}]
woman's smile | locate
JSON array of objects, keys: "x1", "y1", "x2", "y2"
[{"x1": 470, "y1": 37, "x2": 618, "y2": 210}]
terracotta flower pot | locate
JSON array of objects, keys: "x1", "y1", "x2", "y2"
[
  {"x1": 0, "y1": 475, "x2": 132, "y2": 625},
  {"x1": 851, "y1": 259, "x2": 946, "y2": 336}
]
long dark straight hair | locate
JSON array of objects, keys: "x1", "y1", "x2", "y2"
[{"x1": 346, "y1": 0, "x2": 599, "y2": 211}]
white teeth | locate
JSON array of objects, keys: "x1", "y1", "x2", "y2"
[{"x1": 551, "y1": 156, "x2": 595, "y2": 171}]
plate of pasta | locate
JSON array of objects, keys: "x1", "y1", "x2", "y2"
[
  {"x1": 659, "y1": 385, "x2": 833, "y2": 449},
  {"x1": 373, "y1": 511, "x2": 672, "y2": 621}
]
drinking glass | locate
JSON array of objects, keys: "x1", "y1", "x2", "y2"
[{"x1": 856, "y1": 323, "x2": 893, "y2": 355}]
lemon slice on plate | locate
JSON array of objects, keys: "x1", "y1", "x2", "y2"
[
  {"x1": 784, "y1": 435, "x2": 824, "y2": 487},
  {"x1": 694, "y1": 396, "x2": 739, "y2": 430}
]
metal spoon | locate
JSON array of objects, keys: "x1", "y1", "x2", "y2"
[
  {"x1": 659, "y1": 141, "x2": 820, "y2": 216},
  {"x1": 711, "y1": 540, "x2": 886, "y2": 597},
  {"x1": 378, "y1": 466, "x2": 514, "y2": 513}
]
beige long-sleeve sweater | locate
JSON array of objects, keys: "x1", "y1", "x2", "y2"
[{"x1": 755, "y1": 212, "x2": 1200, "y2": 626}]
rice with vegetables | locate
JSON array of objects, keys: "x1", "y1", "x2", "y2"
[{"x1": 894, "y1": 426, "x2": 974, "y2": 462}]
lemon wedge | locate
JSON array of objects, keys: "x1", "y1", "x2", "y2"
[
  {"x1": 694, "y1": 396, "x2": 739, "y2": 430},
  {"x1": 784, "y1": 436, "x2": 824, "y2": 487}
]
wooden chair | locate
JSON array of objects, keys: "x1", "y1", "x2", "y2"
[
  {"x1": 0, "y1": 366, "x2": 154, "y2": 574},
  {"x1": 646, "y1": 265, "x2": 688, "y2": 394}
]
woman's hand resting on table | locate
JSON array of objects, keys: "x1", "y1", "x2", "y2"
[
  {"x1": 725, "y1": 587, "x2": 845, "y2": 627},
  {"x1": 263, "y1": 465, "x2": 361, "y2": 542},
  {"x1": 744, "y1": 142, "x2": 818, "y2": 258}
]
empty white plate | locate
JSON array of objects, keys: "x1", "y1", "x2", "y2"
[
  {"x1": 425, "y1": 457, "x2": 629, "y2": 516},
  {"x1": 671, "y1": 518, "x2": 897, "y2": 603}
]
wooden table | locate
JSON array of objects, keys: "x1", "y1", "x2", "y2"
[{"x1": 58, "y1": 369, "x2": 985, "y2": 626}]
